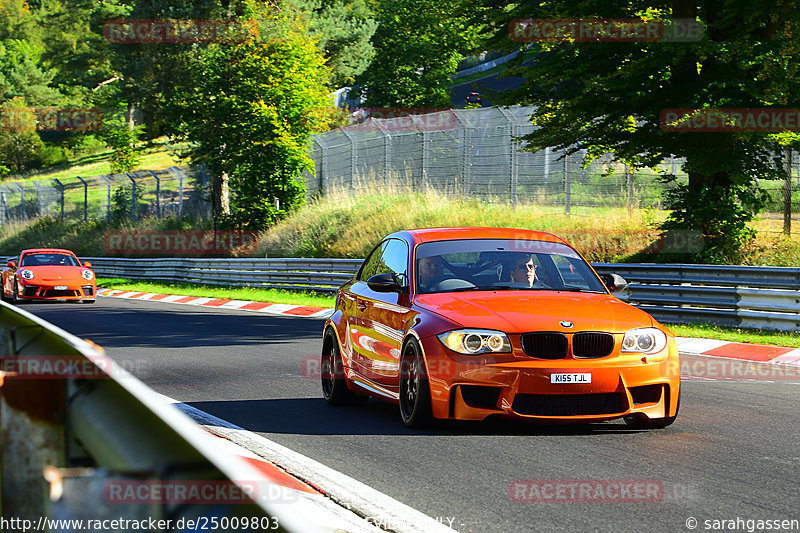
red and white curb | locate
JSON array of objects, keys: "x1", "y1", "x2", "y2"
[
  {"x1": 676, "y1": 337, "x2": 800, "y2": 366},
  {"x1": 161, "y1": 394, "x2": 458, "y2": 533},
  {"x1": 97, "y1": 288, "x2": 334, "y2": 318}
]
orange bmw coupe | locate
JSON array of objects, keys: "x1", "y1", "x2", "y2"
[
  {"x1": 322, "y1": 227, "x2": 679, "y2": 428},
  {"x1": 2, "y1": 248, "x2": 96, "y2": 304}
]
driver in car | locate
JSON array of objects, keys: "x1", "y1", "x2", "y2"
[{"x1": 417, "y1": 256, "x2": 445, "y2": 292}]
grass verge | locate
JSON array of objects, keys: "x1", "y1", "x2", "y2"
[
  {"x1": 97, "y1": 278, "x2": 337, "y2": 308},
  {"x1": 664, "y1": 322, "x2": 800, "y2": 349}
]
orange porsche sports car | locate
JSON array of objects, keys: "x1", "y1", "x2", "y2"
[
  {"x1": 2, "y1": 248, "x2": 96, "y2": 303},
  {"x1": 322, "y1": 227, "x2": 679, "y2": 428}
]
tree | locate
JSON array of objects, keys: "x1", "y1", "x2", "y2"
[
  {"x1": 168, "y1": 4, "x2": 336, "y2": 228},
  {"x1": 356, "y1": 0, "x2": 479, "y2": 107},
  {"x1": 480, "y1": 0, "x2": 800, "y2": 262},
  {"x1": 287, "y1": 0, "x2": 377, "y2": 88}
]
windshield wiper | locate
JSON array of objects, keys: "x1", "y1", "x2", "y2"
[
  {"x1": 447, "y1": 285, "x2": 517, "y2": 292},
  {"x1": 558, "y1": 286, "x2": 606, "y2": 293}
]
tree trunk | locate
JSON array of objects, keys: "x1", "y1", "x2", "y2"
[{"x1": 212, "y1": 170, "x2": 230, "y2": 217}]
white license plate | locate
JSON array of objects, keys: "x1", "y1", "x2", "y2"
[
  {"x1": 551, "y1": 373, "x2": 592, "y2": 384},
  {"x1": 54, "y1": 285, "x2": 68, "y2": 290}
]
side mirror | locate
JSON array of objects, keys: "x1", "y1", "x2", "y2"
[
  {"x1": 599, "y1": 273, "x2": 628, "y2": 293},
  {"x1": 367, "y1": 273, "x2": 404, "y2": 293},
  {"x1": 6, "y1": 261, "x2": 15, "y2": 269},
  {"x1": 84, "y1": 261, "x2": 93, "y2": 268}
]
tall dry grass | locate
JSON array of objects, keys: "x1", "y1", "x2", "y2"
[{"x1": 257, "y1": 178, "x2": 661, "y2": 262}]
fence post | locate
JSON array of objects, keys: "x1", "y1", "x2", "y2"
[
  {"x1": 543, "y1": 147, "x2": 551, "y2": 184},
  {"x1": 626, "y1": 164, "x2": 635, "y2": 216},
  {"x1": 100, "y1": 175, "x2": 111, "y2": 221},
  {"x1": 0, "y1": 190, "x2": 8, "y2": 223},
  {"x1": 784, "y1": 146, "x2": 793, "y2": 235},
  {"x1": 126, "y1": 173, "x2": 136, "y2": 221},
  {"x1": 14, "y1": 182, "x2": 24, "y2": 219},
  {"x1": 33, "y1": 181, "x2": 43, "y2": 217},
  {"x1": 53, "y1": 178, "x2": 64, "y2": 221},
  {"x1": 148, "y1": 170, "x2": 161, "y2": 218},
  {"x1": 76, "y1": 176, "x2": 88, "y2": 222},
  {"x1": 564, "y1": 150, "x2": 571, "y2": 215}
]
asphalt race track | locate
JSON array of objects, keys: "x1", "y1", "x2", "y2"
[{"x1": 26, "y1": 298, "x2": 800, "y2": 533}]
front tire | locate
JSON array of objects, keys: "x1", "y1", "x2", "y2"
[
  {"x1": 12, "y1": 279, "x2": 20, "y2": 304},
  {"x1": 399, "y1": 338, "x2": 433, "y2": 428},
  {"x1": 321, "y1": 329, "x2": 366, "y2": 405}
]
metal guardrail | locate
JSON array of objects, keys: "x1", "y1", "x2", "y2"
[
  {"x1": 84, "y1": 257, "x2": 800, "y2": 331},
  {"x1": 0, "y1": 299, "x2": 339, "y2": 531}
]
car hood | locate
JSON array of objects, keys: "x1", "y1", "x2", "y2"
[
  {"x1": 415, "y1": 290, "x2": 655, "y2": 334},
  {"x1": 22, "y1": 266, "x2": 86, "y2": 282}
]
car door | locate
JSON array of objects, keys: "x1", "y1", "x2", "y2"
[
  {"x1": 345, "y1": 243, "x2": 384, "y2": 378},
  {"x1": 349, "y1": 238, "x2": 413, "y2": 389}
]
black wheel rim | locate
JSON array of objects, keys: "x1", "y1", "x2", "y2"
[
  {"x1": 400, "y1": 345, "x2": 420, "y2": 419},
  {"x1": 321, "y1": 344, "x2": 335, "y2": 398}
]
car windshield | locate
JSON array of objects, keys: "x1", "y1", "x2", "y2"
[
  {"x1": 414, "y1": 238, "x2": 606, "y2": 294},
  {"x1": 20, "y1": 253, "x2": 80, "y2": 267}
]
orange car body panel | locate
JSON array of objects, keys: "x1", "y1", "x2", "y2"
[
  {"x1": 2, "y1": 248, "x2": 96, "y2": 301},
  {"x1": 325, "y1": 227, "x2": 680, "y2": 423}
]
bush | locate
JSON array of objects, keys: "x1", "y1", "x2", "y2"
[{"x1": 38, "y1": 145, "x2": 69, "y2": 167}]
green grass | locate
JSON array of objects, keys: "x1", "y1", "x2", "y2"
[
  {"x1": 9, "y1": 137, "x2": 188, "y2": 185},
  {"x1": 97, "y1": 277, "x2": 337, "y2": 308},
  {"x1": 665, "y1": 322, "x2": 800, "y2": 348}
]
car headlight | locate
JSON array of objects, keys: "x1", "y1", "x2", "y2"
[
  {"x1": 82, "y1": 269, "x2": 94, "y2": 280},
  {"x1": 437, "y1": 329, "x2": 511, "y2": 355},
  {"x1": 621, "y1": 327, "x2": 667, "y2": 354},
  {"x1": 19, "y1": 269, "x2": 34, "y2": 280}
]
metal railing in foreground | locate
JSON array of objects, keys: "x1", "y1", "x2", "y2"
[
  {"x1": 86, "y1": 257, "x2": 800, "y2": 331},
  {"x1": 0, "y1": 300, "x2": 336, "y2": 532}
]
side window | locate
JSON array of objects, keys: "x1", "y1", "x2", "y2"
[
  {"x1": 358, "y1": 244, "x2": 384, "y2": 281},
  {"x1": 375, "y1": 239, "x2": 409, "y2": 286}
]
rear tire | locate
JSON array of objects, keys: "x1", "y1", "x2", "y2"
[
  {"x1": 321, "y1": 329, "x2": 366, "y2": 405},
  {"x1": 399, "y1": 338, "x2": 434, "y2": 428}
]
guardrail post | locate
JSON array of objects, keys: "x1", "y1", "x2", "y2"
[
  {"x1": 53, "y1": 178, "x2": 65, "y2": 222},
  {"x1": 76, "y1": 176, "x2": 88, "y2": 222}
]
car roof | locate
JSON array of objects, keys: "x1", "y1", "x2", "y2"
[
  {"x1": 395, "y1": 227, "x2": 570, "y2": 245},
  {"x1": 20, "y1": 248, "x2": 77, "y2": 255}
]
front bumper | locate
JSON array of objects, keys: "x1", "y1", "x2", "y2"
[
  {"x1": 419, "y1": 335, "x2": 680, "y2": 423},
  {"x1": 17, "y1": 281, "x2": 96, "y2": 301}
]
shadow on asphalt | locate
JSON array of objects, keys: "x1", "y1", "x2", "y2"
[
  {"x1": 20, "y1": 301, "x2": 323, "y2": 349},
  {"x1": 185, "y1": 397, "x2": 644, "y2": 437}
]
